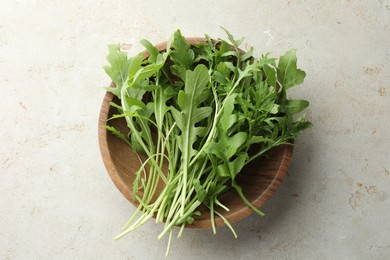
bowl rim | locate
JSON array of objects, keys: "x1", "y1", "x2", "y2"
[{"x1": 98, "y1": 37, "x2": 294, "y2": 228}]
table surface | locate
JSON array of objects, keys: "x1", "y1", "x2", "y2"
[{"x1": 1, "y1": 1, "x2": 389, "y2": 259}]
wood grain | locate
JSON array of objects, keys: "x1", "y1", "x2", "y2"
[{"x1": 98, "y1": 38, "x2": 294, "y2": 228}]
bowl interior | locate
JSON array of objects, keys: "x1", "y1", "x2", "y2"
[{"x1": 98, "y1": 38, "x2": 294, "y2": 228}]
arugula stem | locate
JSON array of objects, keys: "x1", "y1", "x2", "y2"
[
  {"x1": 214, "y1": 210, "x2": 237, "y2": 239},
  {"x1": 232, "y1": 181, "x2": 265, "y2": 217},
  {"x1": 214, "y1": 198, "x2": 229, "y2": 212},
  {"x1": 210, "y1": 200, "x2": 216, "y2": 234},
  {"x1": 165, "y1": 230, "x2": 173, "y2": 257},
  {"x1": 177, "y1": 223, "x2": 185, "y2": 238},
  {"x1": 158, "y1": 199, "x2": 201, "y2": 240}
]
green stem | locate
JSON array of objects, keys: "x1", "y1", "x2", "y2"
[
  {"x1": 214, "y1": 210, "x2": 237, "y2": 239},
  {"x1": 210, "y1": 200, "x2": 216, "y2": 234},
  {"x1": 232, "y1": 181, "x2": 264, "y2": 217},
  {"x1": 120, "y1": 84, "x2": 166, "y2": 182}
]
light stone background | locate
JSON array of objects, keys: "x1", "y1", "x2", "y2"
[{"x1": 1, "y1": 0, "x2": 389, "y2": 259}]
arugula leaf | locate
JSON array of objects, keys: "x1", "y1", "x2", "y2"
[
  {"x1": 220, "y1": 26, "x2": 244, "y2": 49},
  {"x1": 171, "y1": 30, "x2": 195, "y2": 70},
  {"x1": 171, "y1": 64, "x2": 212, "y2": 160},
  {"x1": 127, "y1": 54, "x2": 144, "y2": 81},
  {"x1": 263, "y1": 64, "x2": 277, "y2": 87},
  {"x1": 193, "y1": 179, "x2": 206, "y2": 202},
  {"x1": 206, "y1": 94, "x2": 248, "y2": 179},
  {"x1": 277, "y1": 49, "x2": 306, "y2": 89},
  {"x1": 140, "y1": 39, "x2": 159, "y2": 63},
  {"x1": 104, "y1": 125, "x2": 129, "y2": 144},
  {"x1": 104, "y1": 45, "x2": 132, "y2": 96},
  {"x1": 281, "y1": 99, "x2": 310, "y2": 115}
]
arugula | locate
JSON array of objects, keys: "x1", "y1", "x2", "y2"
[
  {"x1": 171, "y1": 64, "x2": 212, "y2": 216},
  {"x1": 277, "y1": 49, "x2": 306, "y2": 89},
  {"x1": 103, "y1": 29, "x2": 311, "y2": 256},
  {"x1": 103, "y1": 45, "x2": 132, "y2": 97}
]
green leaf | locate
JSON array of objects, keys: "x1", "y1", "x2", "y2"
[
  {"x1": 127, "y1": 54, "x2": 143, "y2": 81},
  {"x1": 221, "y1": 51, "x2": 238, "y2": 57},
  {"x1": 107, "y1": 113, "x2": 127, "y2": 121},
  {"x1": 263, "y1": 64, "x2": 277, "y2": 87},
  {"x1": 241, "y1": 47, "x2": 254, "y2": 61},
  {"x1": 219, "y1": 94, "x2": 238, "y2": 131},
  {"x1": 215, "y1": 153, "x2": 247, "y2": 180},
  {"x1": 155, "y1": 85, "x2": 174, "y2": 128},
  {"x1": 277, "y1": 49, "x2": 306, "y2": 89},
  {"x1": 140, "y1": 39, "x2": 159, "y2": 63},
  {"x1": 206, "y1": 94, "x2": 248, "y2": 160},
  {"x1": 224, "y1": 61, "x2": 236, "y2": 71},
  {"x1": 214, "y1": 71, "x2": 228, "y2": 85},
  {"x1": 132, "y1": 64, "x2": 159, "y2": 83},
  {"x1": 207, "y1": 185, "x2": 228, "y2": 198},
  {"x1": 225, "y1": 132, "x2": 247, "y2": 158},
  {"x1": 166, "y1": 33, "x2": 174, "y2": 51},
  {"x1": 104, "y1": 125, "x2": 129, "y2": 144},
  {"x1": 171, "y1": 64, "x2": 212, "y2": 160},
  {"x1": 130, "y1": 52, "x2": 168, "y2": 84},
  {"x1": 270, "y1": 104, "x2": 279, "y2": 114},
  {"x1": 193, "y1": 210, "x2": 201, "y2": 216},
  {"x1": 164, "y1": 85, "x2": 177, "y2": 96},
  {"x1": 193, "y1": 179, "x2": 206, "y2": 202},
  {"x1": 104, "y1": 45, "x2": 131, "y2": 89},
  {"x1": 206, "y1": 131, "x2": 247, "y2": 160},
  {"x1": 247, "y1": 136, "x2": 275, "y2": 146},
  {"x1": 104, "y1": 86, "x2": 120, "y2": 97},
  {"x1": 296, "y1": 120, "x2": 313, "y2": 131},
  {"x1": 186, "y1": 217, "x2": 194, "y2": 224},
  {"x1": 171, "y1": 30, "x2": 194, "y2": 69},
  {"x1": 215, "y1": 40, "x2": 232, "y2": 58},
  {"x1": 170, "y1": 65, "x2": 187, "y2": 80},
  {"x1": 229, "y1": 154, "x2": 247, "y2": 178},
  {"x1": 220, "y1": 26, "x2": 244, "y2": 49},
  {"x1": 216, "y1": 164, "x2": 230, "y2": 178},
  {"x1": 238, "y1": 62, "x2": 259, "y2": 81},
  {"x1": 290, "y1": 115, "x2": 313, "y2": 134},
  {"x1": 282, "y1": 99, "x2": 309, "y2": 115},
  {"x1": 109, "y1": 102, "x2": 123, "y2": 112},
  {"x1": 125, "y1": 96, "x2": 146, "y2": 110}
]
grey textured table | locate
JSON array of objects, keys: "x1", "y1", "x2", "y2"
[{"x1": 1, "y1": 1, "x2": 389, "y2": 259}]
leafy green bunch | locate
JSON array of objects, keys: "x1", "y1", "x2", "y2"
[{"x1": 104, "y1": 28, "x2": 311, "y2": 255}]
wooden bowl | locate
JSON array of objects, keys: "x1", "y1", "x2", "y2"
[{"x1": 98, "y1": 38, "x2": 294, "y2": 228}]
